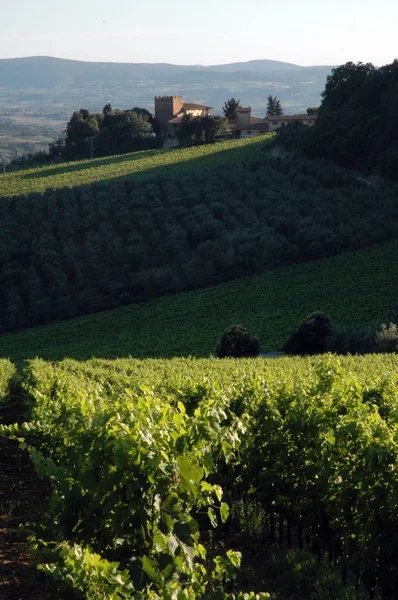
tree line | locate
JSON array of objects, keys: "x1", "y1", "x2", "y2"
[
  {"x1": 222, "y1": 96, "x2": 283, "y2": 118},
  {"x1": 279, "y1": 59, "x2": 398, "y2": 181},
  {"x1": 4, "y1": 93, "x2": 287, "y2": 169},
  {"x1": 1, "y1": 154, "x2": 397, "y2": 334},
  {"x1": 51, "y1": 104, "x2": 162, "y2": 161},
  {"x1": 216, "y1": 312, "x2": 398, "y2": 358}
]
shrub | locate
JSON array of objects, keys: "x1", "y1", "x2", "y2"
[
  {"x1": 216, "y1": 325, "x2": 260, "y2": 358},
  {"x1": 326, "y1": 321, "x2": 398, "y2": 355},
  {"x1": 283, "y1": 312, "x2": 333, "y2": 355},
  {"x1": 326, "y1": 325, "x2": 375, "y2": 355},
  {"x1": 374, "y1": 322, "x2": 398, "y2": 353}
]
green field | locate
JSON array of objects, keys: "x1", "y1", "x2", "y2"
[
  {"x1": 0, "y1": 136, "x2": 273, "y2": 197},
  {"x1": 0, "y1": 240, "x2": 396, "y2": 362}
]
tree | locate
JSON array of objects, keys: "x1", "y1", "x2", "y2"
[
  {"x1": 306, "y1": 107, "x2": 319, "y2": 115},
  {"x1": 178, "y1": 115, "x2": 229, "y2": 146},
  {"x1": 48, "y1": 134, "x2": 66, "y2": 161},
  {"x1": 320, "y1": 61, "x2": 375, "y2": 113},
  {"x1": 132, "y1": 107, "x2": 154, "y2": 124},
  {"x1": 202, "y1": 116, "x2": 229, "y2": 142},
  {"x1": 177, "y1": 114, "x2": 196, "y2": 146},
  {"x1": 216, "y1": 324, "x2": 261, "y2": 358},
  {"x1": 64, "y1": 109, "x2": 100, "y2": 159},
  {"x1": 280, "y1": 59, "x2": 398, "y2": 181},
  {"x1": 58, "y1": 104, "x2": 160, "y2": 160},
  {"x1": 103, "y1": 103, "x2": 113, "y2": 117},
  {"x1": 283, "y1": 312, "x2": 333, "y2": 355},
  {"x1": 132, "y1": 106, "x2": 161, "y2": 135},
  {"x1": 93, "y1": 110, "x2": 153, "y2": 157},
  {"x1": 374, "y1": 323, "x2": 398, "y2": 353},
  {"x1": 266, "y1": 95, "x2": 283, "y2": 117},
  {"x1": 222, "y1": 98, "x2": 240, "y2": 119}
]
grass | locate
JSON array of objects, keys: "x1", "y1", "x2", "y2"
[
  {"x1": 0, "y1": 135, "x2": 274, "y2": 198},
  {"x1": 0, "y1": 240, "x2": 396, "y2": 363}
]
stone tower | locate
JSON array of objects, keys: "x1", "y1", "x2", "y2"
[
  {"x1": 235, "y1": 107, "x2": 252, "y2": 128},
  {"x1": 155, "y1": 96, "x2": 184, "y2": 131}
]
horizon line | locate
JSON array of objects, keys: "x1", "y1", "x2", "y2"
[{"x1": 0, "y1": 54, "x2": 339, "y2": 69}]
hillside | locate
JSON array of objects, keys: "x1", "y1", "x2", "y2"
[
  {"x1": 0, "y1": 240, "x2": 396, "y2": 362},
  {"x1": 1, "y1": 136, "x2": 398, "y2": 337},
  {"x1": 0, "y1": 56, "x2": 312, "y2": 88},
  {"x1": 0, "y1": 136, "x2": 271, "y2": 197},
  {"x1": 0, "y1": 117, "x2": 59, "y2": 163}
]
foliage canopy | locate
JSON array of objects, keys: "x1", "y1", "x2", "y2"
[{"x1": 279, "y1": 59, "x2": 398, "y2": 181}]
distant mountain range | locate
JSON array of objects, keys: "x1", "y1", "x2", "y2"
[{"x1": 0, "y1": 56, "x2": 334, "y2": 116}]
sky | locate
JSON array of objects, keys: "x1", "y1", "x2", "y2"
[{"x1": 1, "y1": 0, "x2": 397, "y2": 66}]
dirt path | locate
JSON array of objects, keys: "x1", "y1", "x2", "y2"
[{"x1": 0, "y1": 400, "x2": 51, "y2": 600}]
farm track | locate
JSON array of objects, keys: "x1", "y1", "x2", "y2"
[{"x1": 0, "y1": 398, "x2": 50, "y2": 599}]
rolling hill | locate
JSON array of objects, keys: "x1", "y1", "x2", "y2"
[
  {"x1": 0, "y1": 240, "x2": 396, "y2": 363},
  {"x1": 0, "y1": 56, "x2": 333, "y2": 92},
  {"x1": 1, "y1": 133, "x2": 398, "y2": 339},
  {"x1": 1, "y1": 132, "x2": 397, "y2": 340},
  {"x1": 0, "y1": 56, "x2": 333, "y2": 152}
]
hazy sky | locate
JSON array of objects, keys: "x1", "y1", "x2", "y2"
[{"x1": 1, "y1": 0, "x2": 397, "y2": 66}]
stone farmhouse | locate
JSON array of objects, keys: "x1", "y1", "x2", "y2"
[
  {"x1": 155, "y1": 96, "x2": 212, "y2": 137},
  {"x1": 232, "y1": 107, "x2": 270, "y2": 136},
  {"x1": 232, "y1": 106, "x2": 317, "y2": 137},
  {"x1": 154, "y1": 96, "x2": 317, "y2": 139},
  {"x1": 265, "y1": 113, "x2": 317, "y2": 131}
]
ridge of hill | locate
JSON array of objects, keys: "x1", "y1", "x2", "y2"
[
  {"x1": 0, "y1": 240, "x2": 396, "y2": 363},
  {"x1": 0, "y1": 56, "x2": 331, "y2": 86}
]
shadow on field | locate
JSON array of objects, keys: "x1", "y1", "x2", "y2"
[
  {"x1": 22, "y1": 148, "x2": 161, "y2": 180},
  {"x1": 17, "y1": 139, "x2": 272, "y2": 191}
]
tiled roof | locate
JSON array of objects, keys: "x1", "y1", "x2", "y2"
[
  {"x1": 183, "y1": 102, "x2": 212, "y2": 110},
  {"x1": 266, "y1": 114, "x2": 316, "y2": 121},
  {"x1": 230, "y1": 116, "x2": 268, "y2": 130},
  {"x1": 250, "y1": 116, "x2": 265, "y2": 124},
  {"x1": 167, "y1": 115, "x2": 185, "y2": 124}
]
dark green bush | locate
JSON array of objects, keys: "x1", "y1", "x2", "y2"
[
  {"x1": 374, "y1": 323, "x2": 398, "y2": 353},
  {"x1": 326, "y1": 325, "x2": 375, "y2": 355},
  {"x1": 283, "y1": 312, "x2": 333, "y2": 355},
  {"x1": 216, "y1": 324, "x2": 260, "y2": 358},
  {"x1": 326, "y1": 321, "x2": 398, "y2": 355},
  {"x1": 286, "y1": 310, "x2": 398, "y2": 356}
]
